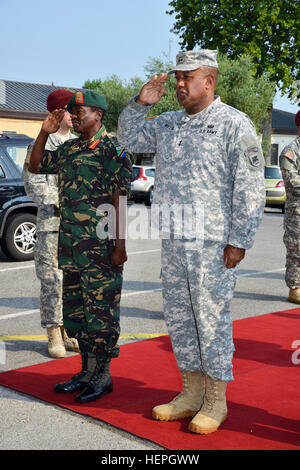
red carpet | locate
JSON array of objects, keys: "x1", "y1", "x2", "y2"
[{"x1": 0, "y1": 308, "x2": 300, "y2": 450}]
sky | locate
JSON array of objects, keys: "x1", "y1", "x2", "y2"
[{"x1": 0, "y1": 0, "x2": 298, "y2": 114}]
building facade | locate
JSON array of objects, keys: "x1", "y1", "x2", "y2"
[{"x1": 0, "y1": 80, "x2": 81, "y2": 138}]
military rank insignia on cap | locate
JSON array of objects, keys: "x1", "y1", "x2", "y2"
[
  {"x1": 169, "y1": 49, "x2": 218, "y2": 73},
  {"x1": 75, "y1": 92, "x2": 84, "y2": 104}
]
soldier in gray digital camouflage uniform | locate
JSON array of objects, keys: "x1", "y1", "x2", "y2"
[
  {"x1": 118, "y1": 50, "x2": 265, "y2": 435},
  {"x1": 279, "y1": 111, "x2": 300, "y2": 304},
  {"x1": 22, "y1": 89, "x2": 79, "y2": 358}
]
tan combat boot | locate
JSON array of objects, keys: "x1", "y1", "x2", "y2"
[
  {"x1": 152, "y1": 370, "x2": 205, "y2": 421},
  {"x1": 288, "y1": 288, "x2": 300, "y2": 305},
  {"x1": 47, "y1": 326, "x2": 66, "y2": 358},
  {"x1": 188, "y1": 375, "x2": 227, "y2": 434},
  {"x1": 60, "y1": 325, "x2": 80, "y2": 353}
]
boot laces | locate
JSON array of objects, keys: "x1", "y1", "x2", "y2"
[
  {"x1": 89, "y1": 360, "x2": 109, "y2": 386},
  {"x1": 204, "y1": 379, "x2": 218, "y2": 411},
  {"x1": 170, "y1": 372, "x2": 189, "y2": 404}
]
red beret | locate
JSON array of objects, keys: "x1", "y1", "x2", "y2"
[
  {"x1": 46, "y1": 89, "x2": 75, "y2": 112},
  {"x1": 295, "y1": 110, "x2": 300, "y2": 128}
]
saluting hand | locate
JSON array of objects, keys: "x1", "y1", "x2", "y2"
[
  {"x1": 136, "y1": 73, "x2": 169, "y2": 106},
  {"x1": 41, "y1": 109, "x2": 66, "y2": 134}
]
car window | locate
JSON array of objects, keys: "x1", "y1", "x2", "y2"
[
  {"x1": 145, "y1": 169, "x2": 155, "y2": 178},
  {"x1": 132, "y1": 167, "x2": 141, "y2": 181},
  {"x1": 264, "y1": 167, "x2": 282, "y2": 179},
  {"x1": 5, "y1": 145, "x2": 29, "y2": 172},
  {"x1": 0, "y1": 165, "x2": 5, "y2": 179}
]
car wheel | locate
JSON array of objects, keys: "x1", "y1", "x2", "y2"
[
  {"x1": 282, "y1": 205, "x2": 285, "y2": 213},
  {"x1": 1, "y1": 213, "x2": 37, "y2": 261},
  {"x1": 145, "y1": 188, "x2": 153, "y2": 206}
]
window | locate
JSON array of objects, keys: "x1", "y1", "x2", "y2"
[
  {"x1": 271, "y1": 144, "x2": 279, "y2": 165},
  {"x1": 145, "y1": 169, "x2": 155, "y2": 178},
  {"x1": 0, "y1": 165, "x2": 5, "y2": 179},
  {"x1": 132, "y1": 167, "x2": 141, "y2": 181},
  {"x1": 264, "y1": 167, "x2": 282, "y2": 179},
  {"x1": 5, "y1": 145, "x2": 29, "y2": 172}
]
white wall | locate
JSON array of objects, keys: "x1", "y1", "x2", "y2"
[{"x1": 272, "y1": 134, "x2": 297, "y2": 157}]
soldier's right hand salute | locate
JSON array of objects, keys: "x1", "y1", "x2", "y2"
[
  {"x1": 29, "y1": 109, "x2": 65, "y2": 174},
  {"x1": 136, "y1": 73, "x2": 168, "y2": 106},
  {"x1": 42, "y1": 109, "x2": 66, "y2": 135}
]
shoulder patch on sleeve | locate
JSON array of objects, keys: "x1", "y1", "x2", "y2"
[
  {"x1": 240, "y1": 134, "x2": 264, "y2": 171},
  {"x1": 284, "y1": 151, "x2": 295, "y2": 161},
  {"x1": 117, "y1": 148, "x2": 127, "y2": 158}
]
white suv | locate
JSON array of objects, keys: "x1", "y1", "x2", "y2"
[{"x1": 131, "y1": 165, "x2": 155, "y2": 205}]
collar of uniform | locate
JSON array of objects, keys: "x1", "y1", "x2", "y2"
[
  {"x1": 79, "y1": 125, "x2": 107, "y2": 145},
  {"x1": 181, "y1": 96, "x2": 221, "y2": 122}
]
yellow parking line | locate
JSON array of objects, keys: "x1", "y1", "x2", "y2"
[
  {"x1": 0, "y1": 333, "x2": 166, "y2": 342},
  {"x1": 0, "y1": 335, "x2": 48, "y2": 341}
]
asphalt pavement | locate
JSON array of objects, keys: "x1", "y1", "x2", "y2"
[{"x1": 0, "y1": 206, "x2": 297, "y2": 451}]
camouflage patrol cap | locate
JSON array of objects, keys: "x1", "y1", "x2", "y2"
[
  {"x1": 67, "y1": 90, "x2": 108, "y2": 112},
  {"x1": 169, "y1": 50, "x2": 218, "y2": 73}
]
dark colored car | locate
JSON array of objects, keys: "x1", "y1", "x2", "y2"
[{"x1": 0, "y1": 132, "x2": 37, "y2": 260}]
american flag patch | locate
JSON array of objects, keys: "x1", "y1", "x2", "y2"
[{"x1": 284, "y1": 151, "x2": 295, "y2": 161}]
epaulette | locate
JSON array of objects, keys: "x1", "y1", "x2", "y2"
[{"x1": 89, "y1": 139, "x2": 100, "y2": 150}]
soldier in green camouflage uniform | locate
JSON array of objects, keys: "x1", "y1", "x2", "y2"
[
  {"x1": 279, "y1": 111, "x2": 300, "y2": 304},
  {"x1": 28, "y1": 91, "x2": 132, "y2": 403}
]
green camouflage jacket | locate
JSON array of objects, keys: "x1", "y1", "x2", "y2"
[{"x1": 37, "y1": 126, "x2": 132, "y2": 268}]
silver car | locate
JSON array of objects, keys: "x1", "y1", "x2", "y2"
[{"x1": 131, "y1": 165, "x2": 155, "y2": 205}]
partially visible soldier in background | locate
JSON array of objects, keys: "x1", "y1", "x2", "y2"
[
  {"x1": 279, "y1": 110, "x2": 300, "y2": 304},
  {"x1": 22, "y1": 89, "x2": 79, "y2": 358}
]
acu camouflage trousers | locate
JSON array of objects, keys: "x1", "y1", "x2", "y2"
[
  {"x1": 161, "y1": 238, "x2": 238, "y2": 382},
  {"x1": 283, "y1": 209, "x2": 300, "y2": 288},
  {"x1": 62, "y1": 249, "x2": 123, "y2": 358},
  {"x1": 34, "y1": 231, "x2": 63, "y2": 329}
]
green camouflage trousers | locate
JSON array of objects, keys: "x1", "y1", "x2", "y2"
[{"x1": 62, "y1": 260, "x2": 123, "y2": 357}]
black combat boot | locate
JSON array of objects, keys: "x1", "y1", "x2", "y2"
[
  {"x1": 75, "y1": 356, "x2": 112, "y2": 403},
  {"x1": 54, "y1": 350, "x2": 97, "y2": 394}
]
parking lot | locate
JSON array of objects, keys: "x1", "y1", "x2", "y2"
[{"x1": 0, "y1": 206, "x2": 297, "y2": 450}]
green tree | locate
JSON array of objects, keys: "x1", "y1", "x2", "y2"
[
  {"x1": 84, "y1": 75, "x2": 144, "y2": 132},
  {"x1": 144, "y1": 52, "x2": 182, "y2": 116},
  {"x1": 215, "y1": 53, "x2": 275, "y2": 133},
  {"x1": 167, "y1": 0, "x2": 300, "y2": 161}
]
